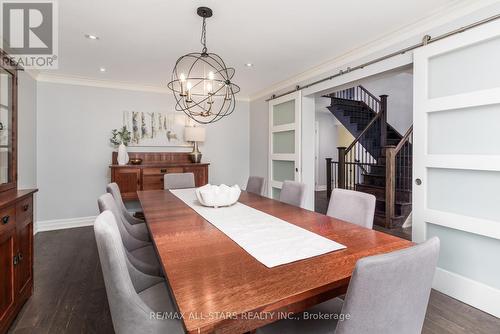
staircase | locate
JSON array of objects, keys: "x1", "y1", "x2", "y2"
[{"x1": 325, "y1": 86, "x2": 413, "y2": 228}]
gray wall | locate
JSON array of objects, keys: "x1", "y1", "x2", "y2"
[
  {"x1": 36, "y1": 82, "x2": 249, "y2": 222},
  {"x1": 18, "y1": 72, "x2": 37, "y2": 189},
  {"x1": 249, "y1": 98, "x2": 268, "y2": 183}
]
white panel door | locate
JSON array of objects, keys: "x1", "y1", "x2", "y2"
[
  {"x1": 268, "y1": 91, "x2": 301, "y2": 200},
  {"x1": 413, "y1": 19, "x2": 500, "y2": 317}
]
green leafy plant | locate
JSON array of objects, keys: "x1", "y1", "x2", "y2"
[{"x1": 110, "y1": 126, "x2": 131, "y2": 146}]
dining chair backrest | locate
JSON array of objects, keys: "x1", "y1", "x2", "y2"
[
  {"x1": 335, "y1": 237, "x2": 440, "y2": 334},
  {"x1": 94, "y1": 211, "x2": 178, "y2": 334},
  {"x1": 107, "y1": 182, "x2": 143, "y2": 224},
  {"x1": 98, "y1": 194, "x2": 149, "y2": 251},
  {"x1": 164, "y1": 172, "x2": 195, "y2": 190},
  {"x1": 326, "y1": 188, "x2": 376, "y2": 229},
  {"x1": 246, "y1": 176, "x2": 265, "y2": 195},
  {"x1": 279, "y1": 180, "x2": 306, "y2": 207}
]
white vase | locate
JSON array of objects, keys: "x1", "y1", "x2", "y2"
[{"x1": 117, "y1": 143, "x2": 129, "y2": 165}]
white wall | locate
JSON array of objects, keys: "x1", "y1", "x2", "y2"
[
  {"x1": 361, "y1": 70, "x2": 413, "y2": 134},
  {"x1": 36, "y1": 82, "x2": 249, "y2": 222},
  {"x1": 315, "y1": 111, "x2": 338, "y2": 189},
  {"x1": 18, "y1": 72, "x2": 37, "y2": 189}
]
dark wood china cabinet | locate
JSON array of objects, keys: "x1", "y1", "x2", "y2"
[{"x1": 0, "y1": 50, "x2": 37, "y2": 334}]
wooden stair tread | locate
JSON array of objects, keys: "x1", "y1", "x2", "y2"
[{"x1": 356, "y1": 183, "x2": 411, "y2": 192}]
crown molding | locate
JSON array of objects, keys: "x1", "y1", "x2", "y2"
[
  {"x1": 35, "y1": 72, "x2": 250, "y2": 101},
  {"x1": 249, "y1": 0, "x2": 497, "y2": 101},
  {"x1": 36, "y1": 72, "x2": 178, "y2": 93}
]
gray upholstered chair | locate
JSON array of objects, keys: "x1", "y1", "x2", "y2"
[
  {"x1": 107, "y1": 183, "x2": 144, "y2": 225},
  {"x1": 164, "y1": 172, "x2": 195, "y2": 190},
  {"x1": 279, "y1": 180, "x2": 306, "y2": 207},
  {"x1": 94, "y1": 211, "x2": 184, "y2": 334},
  {"x1": 327, "y1": 188, "x2": 376, "y2": 229},
  {"x1": 257, "y1": 237, "x2": 440, "y2": 334},
  {"x1": 98, "y1": 194, "x2": 162, "y2": 277},
  {"x1": 99, "y1": 191, "x2": 149, "y2": 242},
  {"x1": 246, "y1": 176, "x2": 265, "y2": 195}
]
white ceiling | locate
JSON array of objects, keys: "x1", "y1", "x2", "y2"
[{"x1": 46, "y1": 0, "x2": 459, "y2": 98}]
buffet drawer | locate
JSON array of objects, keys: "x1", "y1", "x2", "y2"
[
  {"x1": 143, "y1": 167, "x2": 184, "y2": 175},
  {"x1": 16, "y1": 197, "x2": 33, "y2": 225}
]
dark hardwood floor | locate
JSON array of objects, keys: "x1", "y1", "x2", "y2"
[
  {"x1": 8, "y1": 227, "x2": 113, "y2": 334},
  {"x1": 315, "y1": 190, "x2": 412, "y2": 240},
  {"x1": 8, "y1": 226, "x2": 500, "y2": 334}
]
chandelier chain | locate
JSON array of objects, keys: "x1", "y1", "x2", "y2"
[{"x1": 200, "y1": 17, "x2": 207, "y2": 54}]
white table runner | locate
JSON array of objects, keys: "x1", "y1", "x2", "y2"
[{"x1": 170, "y1": 188, "x2": 346, "y2": 268}]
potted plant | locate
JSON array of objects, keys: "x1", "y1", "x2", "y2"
[{"x1": 110, "y1": 126, "x2": 132, "y2": 165}]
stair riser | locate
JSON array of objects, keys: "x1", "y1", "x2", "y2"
[
  {"x1": 363, "y1": 174, "x2": 385, "y2": 187},
  {"x1": 376, "y1": 201, "x2": 412, "y2": 217},
  {"x1": 355, "y1": 184, "x2": 412, "y2": 202},
  {"x1": 374, "y1": 215, "x2": 407, "y2": 229}
]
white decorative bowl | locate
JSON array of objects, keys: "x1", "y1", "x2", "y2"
[{"x1": 195, "y1": 184, "x2": 241, "y2": 208}]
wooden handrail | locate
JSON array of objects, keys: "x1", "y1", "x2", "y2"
[
  {"x1": 345, "y1": 110, "x2": 383, "y2": 153},
  {"x1": 358, "y1": 85, "x2": 381, "y2": 103},
  {"x1": 395, "y1": 125, "x2": 413, "y2": 154}
]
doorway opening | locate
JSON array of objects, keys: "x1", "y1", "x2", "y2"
[{"x1": 313, "y1": 66, "x2": 413, "y2": 240}]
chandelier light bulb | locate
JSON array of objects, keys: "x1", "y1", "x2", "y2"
[
  {"x1": 179, "y1": 73, "x2": 187, "y2": 96},
  {"x1": 186, "y1": 82, "x2": 193, "y2": 103}
]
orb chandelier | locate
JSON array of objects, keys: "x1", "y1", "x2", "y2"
[{"x1": 167, "y1": 7, "x2": 240, "y2": 124}]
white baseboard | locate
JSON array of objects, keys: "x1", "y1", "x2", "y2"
[
  {"x1": 35, "y1": 216, "x2": 96, "y2": 234},
  {"x1": 433, "y1": 267, "x2": 500, "y2": 318},
  {"x1": 315, "y1": 185, "x2": 327, "y2": 191}
]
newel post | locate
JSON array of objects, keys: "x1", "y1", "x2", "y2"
[
  {"x1": 380, "y1": 95, "x2": 388, "y2": 149},
  {"x1": 326, "y1": 158, "x2": 332, "y2": 198},
  {"x1": 337, "y1": 147, "x2": 346, "y2": 190},
  {"x1": 385, "y1": 145, "x2": 396, "y2": 229}
]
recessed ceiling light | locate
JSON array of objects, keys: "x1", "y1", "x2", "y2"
[
  {"x1": 85, "y1": 34, "x2": 99, "y2": 40},
  {"x1": 99, "y1": 67, "x2": 106, "y2": 72},
  {"x1": 245, "y1": 63, "x2": 253, "y2": 67}
]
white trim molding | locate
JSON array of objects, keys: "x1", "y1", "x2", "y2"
[
  {"x1": 36, "y1": 72, "x2": 251, "y2": 101},
  {"x1": 35, "y1": 216, "x2": 96, "y2": 234},
  {"x1": 433, "y1": 268, "x2": 500, "y2": 318}
]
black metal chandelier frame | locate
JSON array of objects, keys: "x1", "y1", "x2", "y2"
[{"x1": 167, "y1": 7, "x2": 240, "y2": 124}]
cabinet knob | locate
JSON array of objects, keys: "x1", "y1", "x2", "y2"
[
  {"x1": 22, "y1": 204, "x2": 29, "y2": 211},
  {"x1": 13, "y1": 255, "x2": 19, "y2": 265},
  {"x1": 160, "y1": 168, "x2": 167, "y2": 173},
  {"x1": 2, "y1": 215, "x2": 9, "y2": 224},
  {"x1": 18, "y1": 252, "x2": 23, "y2": 261}
]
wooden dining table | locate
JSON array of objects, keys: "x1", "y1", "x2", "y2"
[{"x1": 138, "y1": 189, "x2": 413, "y2": 334}]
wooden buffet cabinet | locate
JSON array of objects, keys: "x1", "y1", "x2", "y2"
[
  {"x1": 0, "y1": 50, "x2": 38, "y2": 334},
  {"x1": 0, "y1": 190, "x2": 37, "y2": 334},
  {"x1": 110, "y1": 152, "x2": 209, "y2": 201}
]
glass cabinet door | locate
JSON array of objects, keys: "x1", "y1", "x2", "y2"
[{"x1": 0, "y1": 68, "x2": 14, "y2": 186}]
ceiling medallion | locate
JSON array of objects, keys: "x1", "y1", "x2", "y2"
[{"x1": 167, "y1": 7, "x2": 240, "y2": 124}]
